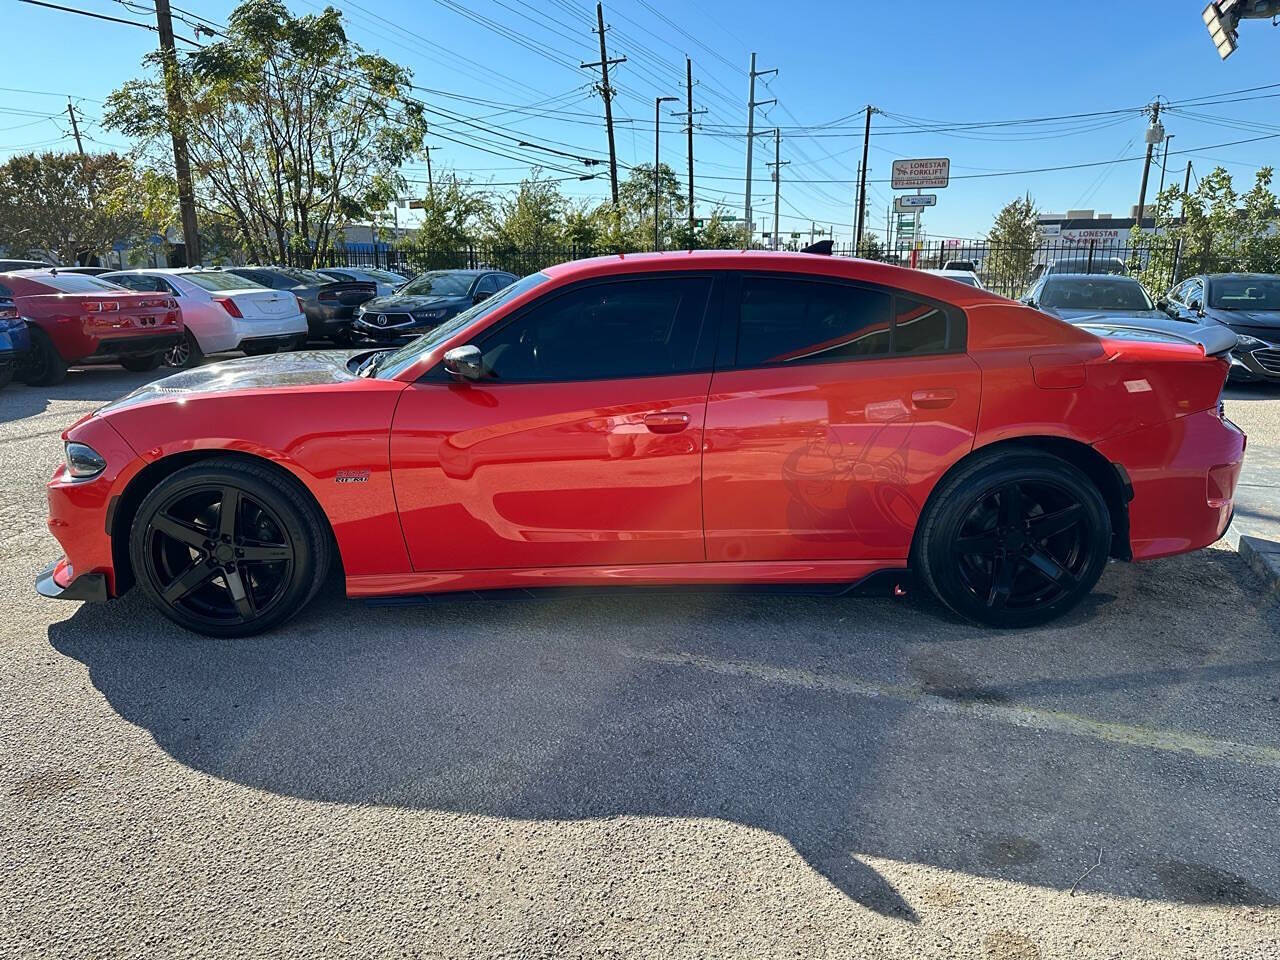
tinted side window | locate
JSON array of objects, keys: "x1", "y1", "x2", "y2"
[
  {"x1": 894, "y1": 295, "x2": 948, "y2": 354},
  {"x1": 736, "y1": 277, "x2": 891, "y2": 366},
  {"x1": 475, "y1": 274, "x2": 500, "y2": 296},
  {"x1": 478, "y1": 276, "x2": 712, "y2": 382}
]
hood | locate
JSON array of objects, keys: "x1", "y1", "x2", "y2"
[
  {"x1": 1048, "y1": 306, "x2": 1165, "y2": 322},
  {"x1": 362, "y1": 293, "x2": 468, "y2": 312},
  {"x1": 1206, "y1": 307, "x2": 1280, "y2": 329},
  {"x1": 98, "y1": 349, "x2": 366, "y2": 414}
]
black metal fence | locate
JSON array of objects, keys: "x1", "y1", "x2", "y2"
[{"x1": 287, "y1": 237, "x2": 1257, "y2": 300}]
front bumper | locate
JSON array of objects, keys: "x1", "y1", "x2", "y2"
[
  {"x1": 354, "y1": 316, "x2": 441, "y2": 342},
  {"x1": 35, "y1": 557, "x2": 108, "y2": 602},
  {"x1": 1228, "y1": 347, "x2": 1280, "y2": 381}
]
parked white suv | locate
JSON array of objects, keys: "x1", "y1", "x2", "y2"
[{"x1": 101, "y1": 269, "x2": 309, "y2": 367}]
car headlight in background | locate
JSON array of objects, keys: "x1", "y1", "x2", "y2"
[
  {"x1": 1235, "y1": 334, "x2": 1270, "y2": 350},
  {"x1": 411, "y1": 308, "x2": 447, "y2": 321},
  {"x1": 65, "y1": 442, "x2": 106, "y2": 479}
]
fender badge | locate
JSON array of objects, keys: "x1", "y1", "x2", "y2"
[{"x1": 335, "y1": 469, "x2": 370, "y2": 484}]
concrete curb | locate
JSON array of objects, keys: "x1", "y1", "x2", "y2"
[{"x1": 1238, "y1": 535, "x2": 1280, "y2": 592}]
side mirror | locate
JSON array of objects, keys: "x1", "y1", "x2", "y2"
[
  {"x1": 443, "y1": 344, "x2": 483, "y2": 380},
  {"x1": 473, "y1": 289, "x2": 492, "y2": 304},
  {"x1": 1156, "y1": 297, "x2": 1169, "y2": 310},
  {"x1": 1188, "y1": 298, "x2": 1203, "y2": 313}
]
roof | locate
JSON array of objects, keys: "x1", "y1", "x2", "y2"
[{"x1": 538, "y1": 249, "x2": 1008, "y2": 305}]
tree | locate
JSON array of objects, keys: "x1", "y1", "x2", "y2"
[
  {"x1": 617, "y1": 163, "x2": 686, "y2": 250},
  {"x1": 985, "y1": 194, "x2": 1040, "y2": 294},
  {"x1": 486, "y1": 170, "x2": 565, "y2": 250},
  {"x1": 0, "y1": 152, "x2": 155, "y2": 264},
  {"x1": 104, "y1": 0, "x2": 426, "y2": 264},
  {"x1": 398, "y1": 174, "x2": 490, "y2": 270},
  {"x1": 857, "y1": 235, "x2": 885, "y2": 260},
  {"x1": 1130, "y1": 165, "x2": 1279, "y2": 293}
]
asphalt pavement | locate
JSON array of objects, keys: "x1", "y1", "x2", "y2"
[{"x1": 2, "y1": 364, "x2": 1279, "y2": 959}]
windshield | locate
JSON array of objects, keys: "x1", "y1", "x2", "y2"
[
  {"x1": 1040, "y1": 277, "x2": 1153, "y2": 311},
  {"x1": 398, "y1": 272, "x2": 474, "y2": 298},
  {"x1": 182, "y1": 271, "x2": 263, "y2": 291},
  {"x1": 30, "y1": 273, "x2": 127, "y2": 293},
  {"x1": 374, "y1": 271, "x2": 549, "y2": 379},
  {"x1": 1209, "y1": 276, "x2": 1280, "y2": 310}
]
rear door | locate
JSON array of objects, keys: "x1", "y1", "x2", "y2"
[
  {"x1": 702, "y1": 272, "x2": 981, "y2": 563},
  {"x1": 390, "y1": 272, "x2": 719, "y2": 572}
]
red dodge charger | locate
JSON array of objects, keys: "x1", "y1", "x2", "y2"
[{"x1": 37, "y1": 251, "x2": 1245, "y2": 636}]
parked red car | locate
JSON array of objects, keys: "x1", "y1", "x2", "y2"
[
  {"x1": 37, "y1": 251, "x2": 1244, "y2": 637},
  {"x1": 0, "y1": 269, "x2": 182, "y2": 384}
]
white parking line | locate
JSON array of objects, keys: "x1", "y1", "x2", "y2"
[{"x1": 627, "y1": 650, "x2": 1280, "y2": 769}]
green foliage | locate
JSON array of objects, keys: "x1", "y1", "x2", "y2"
[
  {"x1": 397, "y1": 174, "x2": 491, "y2": 270},
  {"x1": 1130, "y1": 165, "x2": 1279, "y2": 294},
  {"x1": 104, "y1": 0, "x2": 426, "y2": 262},
  {"x1": 985, "y1": 194, "x2": 1040, "y2": 293},
  {"x1": 857, "y1": 235, "x2": 885, "y2": 260},
  {"x1": 616, "y1": 163, "x2": 686, "y2": 250},
  {"x1": 0, "y1": 152, "x2": 160, "y2": 264}
]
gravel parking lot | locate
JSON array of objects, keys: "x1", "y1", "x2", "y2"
[{"x1": 2, "y1": 364, "x2": 1279, "y2": 959}]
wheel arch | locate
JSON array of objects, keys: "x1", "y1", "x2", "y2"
[
  {"x1": 911, "y1": 435, "x2": 1132, "y2": 565},
  {"x1": 108, "y1": 449, "x2": 339, "y2": 594}
]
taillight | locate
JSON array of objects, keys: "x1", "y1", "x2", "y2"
[
  {"x1": 165, "y1": 297, "x2": 178, "y2": 310},
  {"x1": 318, "y1": 290, "x2": 337, "y2": 302},
  {"x1": 295, "y1": 295, "x2": 305, "y2": 313},
  {"x1": 83, "y1": 301, "x2": 120, "y2": 313},
  {"x1": 0, "y1": 306, "x2": 15, "y2": 320},
  {"x1": 214, "y1": 297, "x2": 243, "y2": 318}
]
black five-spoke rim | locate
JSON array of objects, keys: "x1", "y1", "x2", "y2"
[
  {"x1": 952, "y1": 480, "x2": 1090, "y2": 611},
  {"x1": 143, "y1": 485, "x2": 295, "y2": 626}
]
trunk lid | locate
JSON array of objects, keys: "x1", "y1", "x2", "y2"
[{"x1": 316, "y1": 281, "x2": 377, "y2": 307}]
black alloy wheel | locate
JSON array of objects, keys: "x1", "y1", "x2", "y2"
[
  {"x1": 129, "y1": 461, "x2": 329, "y2": 637},
  {"x1": 916, "y1": 451, "x2": 1111, "y2": 628},
  {"x1": 18, "y1": 327, "x2": 68, "y2": 386},
  {"x1": 163, "y1": 330, "x2": 203, "y2": 368}
]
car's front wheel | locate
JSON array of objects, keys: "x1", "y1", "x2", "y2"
[
  {"x1": 129, "y1": 461, "x2": 331, "y2": 637},
  {"x1": 915, "y1": 450, "x2": 1111, "y2": 628},
  {"x1": 163, "y1": 331, "x2": 204, "y2": 368}
]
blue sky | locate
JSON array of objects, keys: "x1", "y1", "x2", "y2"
[{"x1": 4, "y1": 0, "x2": 1278, "y2": 244}]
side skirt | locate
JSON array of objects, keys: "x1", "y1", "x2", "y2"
[{"x1": 350, "y1": 560, "x2": 912, "y2": 604}]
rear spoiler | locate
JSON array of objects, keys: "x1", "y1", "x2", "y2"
[{"x1": 1192, "y1": 325, "x2": 1239, "y2": 358}]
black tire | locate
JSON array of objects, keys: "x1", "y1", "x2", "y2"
[
  {"x1": 329, "y1": 326, "x2": 356, "y2": 347},
  {"x1": 914, "y1": 450, "x2": 1111, "y2": 629},
  {"x1": 19, "y1": 327, "x2": 69, "y2": 386},
  {"x1": 128, "y1": 460, "x2": 331, "y2": 637},
  {"x1": 163, "y1": 330, "x2": 204, "y2": 368},
  {"x1": 0, "y1": 362, "x2": 12, "y2": 389},
  {"x1": 121, "y1": 353, "x2": 163, "y2": 372}
]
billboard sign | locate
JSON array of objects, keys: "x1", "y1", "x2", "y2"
[
  {"x1": 895, "y1": 194, "x2": 937, "y2": 212},
  {"x1": 891, "y1": 157, "x2": 950, "y2": 189}
]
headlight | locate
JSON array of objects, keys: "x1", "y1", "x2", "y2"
[
  {"x1": 65, "y1": 442, "x2": 106, "y2": 479},
  {"x1": 1235, "y1": 334, "x2": 1269, "y2": 350},
  {"x1": 411, "y1": 308, "x2": 447, "y2": 321}
]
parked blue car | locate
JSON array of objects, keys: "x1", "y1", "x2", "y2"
[
  {"x1": 1159, "y1": 273, "x2": 1280, "y2": 382},
  {"x1": 0, "y1": 296, "x2": 32, "y2": 389},
  {"x1": 353, "y1": 269, "x2": 517, "y2": 344}
]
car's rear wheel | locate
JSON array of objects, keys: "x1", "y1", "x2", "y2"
[
  {"x1": 0, "y1": 362, "x2": 12, "y2": 389},
  {"x1": 129, "y1": 461, "x2": 330, "y2": 637},
  {"x1": 19, "y1": 327, "x2": 68, "y2": 386},
  {"x1": 915, "y1": 450, "x2": 1111, "y2": 628},
  {"x1": 163, "y1": 330, "x2": 204, "y2": 368},
  {"x1": 121, "y1": 353, "x2": 163, "y2": 372}
]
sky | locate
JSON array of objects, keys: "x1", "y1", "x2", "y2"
[{"x1": 4, "y1": 0, "x2": 1279, "y2": 245}]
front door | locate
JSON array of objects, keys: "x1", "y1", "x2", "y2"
[
  {"x1": 702, "y1": 273, "x2": 981, "y2": 563},
  {"x1": 390, "y1": 273, "x2": 718, "y2": 571}
]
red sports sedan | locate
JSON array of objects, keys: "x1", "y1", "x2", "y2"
[
  {"x1": 0, "y1": 269, "x2": 182, "y2": 384},
  {"x1": 36, "y1": 251, "x2": 1244, "y2": 636}
]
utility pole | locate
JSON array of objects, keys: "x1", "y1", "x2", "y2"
[
  {"x1": 767, "y1": 128, "x2": 787, "y2": 251},
  {"x1": 153, "y1": 0, "x2": 200, "y2": 265},
  {"x1": 65, "y1": 100, "x2": 85, "y2": 156},
  {"x1": 744, "y1": 53, "x2": 777, "y2": 246},
  {"x1": 1135, "y1": 100, "x2": 1163, "y2": 229},
  {"x1": 854, "y1": 105, "x2": 877, "y2": 251},
  {"x1": 675, "y1": 57, "x2": 706, "y2": 240},
  {"x1": 654, "y1": 95, "x2": 678, "y2": 251},
  {"x1": 581, "y1": 3, "x2": 626, "y2": 209},
  {"x1": 423, "y1": 144, "x2": 435, "y2": 200}
]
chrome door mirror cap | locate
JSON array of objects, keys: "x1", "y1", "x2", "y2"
[{"x1": 443, "y1": 344, "x2": 483, "y2": 380}]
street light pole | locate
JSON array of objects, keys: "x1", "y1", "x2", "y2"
[{"x1": 654, "y1": 96, "x2": 678, "y2": 251}]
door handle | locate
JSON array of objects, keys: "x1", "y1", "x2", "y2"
[
  {"x1": 911, "y1": 388, "x2": 957, "y2": 410},
  {"x1": 644, "y1": 411, "x2": 691, "y2": 433}
]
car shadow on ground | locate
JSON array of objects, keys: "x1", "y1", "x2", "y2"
[
  {"x1": 0, "y1": 368, "x2": 164, "y2": 422},
  {"x1": 48, "y1": 549, "x2": 1280, "y2": 920}
]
